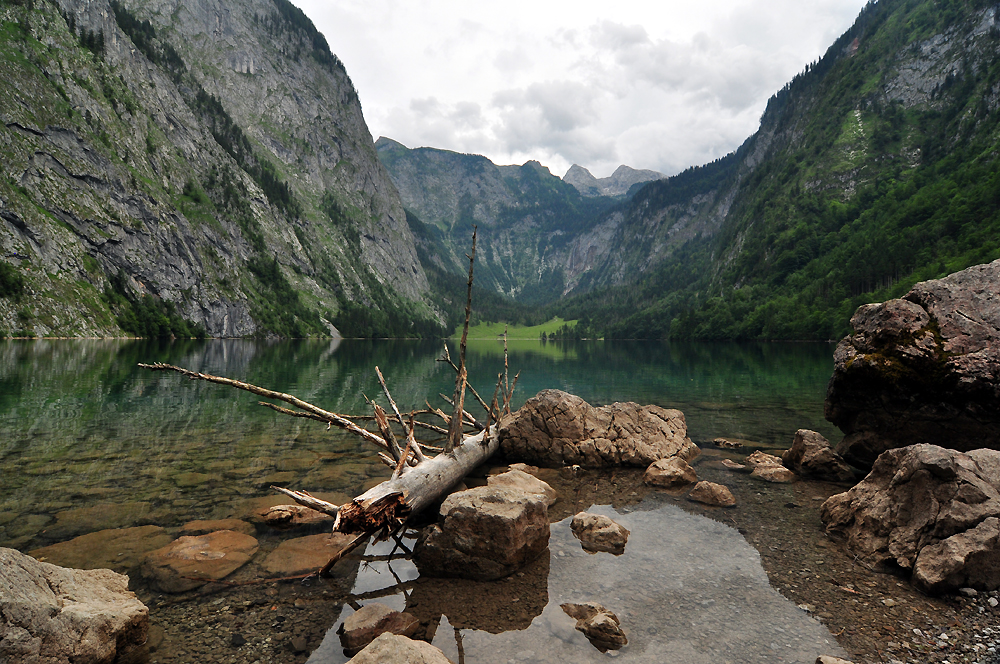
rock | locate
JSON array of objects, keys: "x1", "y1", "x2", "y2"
[
  {"x1": 0, "y1": 547, "x2": 148, "y2": 663},
  {"x1": 968, "y1": 449, "x2": 1000, "y2": 492},
  {"x1": 290, "y1": 635, "x2": 309, "y2": 653},
  {"x1": 339, "y1": 603, "x2": 420, "y2": 653},
  {"x1": 141, "y1": 530, "x2": 259, "y2": 593},
  {"x1": 499, "y1": 389, "x2": 699, "y2": 467},
  {"x1": 29, "y1": 525, "x2": 171, "y2": 573},
  {"x1": 745, "y1": 451, "x2": 784, "y2": 470},
  {"x1": 782, "y1": 430, "x2": 855, "y2": 482},
  {"x1": 570, "y1": 512, "x2": 630, "y2": 554},
  {"x1": 486, "y1": 469, "x2": 558, "y2": 506},
  {"x1": 912, "y1": 517, "x2": 1000, "y2": 594},
  {"x1": 261, "y1": 532, "x2": 360, "y2": 576},
  {"x1": 414, "y1": 486, "x2": 550, "y2": 581},
  {"x1": 825, "y1": 259, "x2": 1000, "y2": 466},
  {"x1": 751, "y1": 464, "x2": 797, "y2": 483},
  {"x1": 713, "y1": 437, "x2": 746, "y2": 449},
  {"x1": 816, "y1": 657, "x2": 855, "y2": 664},
  {"x1": 560, "y1": 602, "x2": 627, "y2": 651},
  {"x1": 347, "y1": 632, "x2": 453, "y2": 663},
  {"x1": 44, "y1": 502, "x2": 152, "y2": 541},
  {"x1": 181, "y1": 518, "x2": 256, "y2": 537},
  {"x1": 719, "y1": 459, "x2": 748, "y2": 472},
  {"x1": 256, "y1": 504, "x2": 335, "y2": 529},
  {"x1": 822, "y1": 444, "x2": 1000, "y2": 592},
  {"x1": 688, "y1": 481, "x2": 737, "y2": 507},
  {"x1": 643, "y1": 456, "x2": 698, "y2": 487}
]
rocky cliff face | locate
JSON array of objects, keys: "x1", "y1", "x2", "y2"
[{"x1": 0, "y1": 0, "x2": 433, "y2": 338}]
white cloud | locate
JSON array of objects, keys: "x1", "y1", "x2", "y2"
[{"x1": 296, "y1": 0, "x2": 869, "y2": 178}]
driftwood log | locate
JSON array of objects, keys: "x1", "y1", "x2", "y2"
[{"x1": 139, "y1": 228, "x2": 515, "y2": 576}]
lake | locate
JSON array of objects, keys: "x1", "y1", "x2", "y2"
[{"x1": 0, "y1": 338, "x2": 847, "y2": 662}]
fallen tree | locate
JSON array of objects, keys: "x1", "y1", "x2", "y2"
[{"x1": 140, "y1": 229, "x2": 516, "y2": 575}]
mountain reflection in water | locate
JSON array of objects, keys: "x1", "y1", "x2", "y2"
[{"x1": 309, "y1": 496, "x2": 848, "y2": 664}]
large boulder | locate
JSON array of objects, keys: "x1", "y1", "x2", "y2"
[
  {"x1": 413, "y1": 485, "x2": 550, "y2": 581},
  {"x1": 499, "y1": 389, "x2": 699, "y2": 467},
  {"x1": 782, "y1": 430, "x2": 855, "y2": 482},
  {"x1": 821, "y1": 444, "x2": 1000, "y2": 593},
  {"x1": 825, "y1": 259, "x2": 1000, "y2": 467},
  {"x1": 0, "y1": 547, "x2": 148, "y2": 663},
  {"x1": 347, "y1": 632, "x2": 453, "y2": 664}
]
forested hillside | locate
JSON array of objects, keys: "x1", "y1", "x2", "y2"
[{"x1": 556, "y1": 0, "x2": 1000, "y2": 339}]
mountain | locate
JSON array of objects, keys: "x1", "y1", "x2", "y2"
[
  {"x1": 0, "y1": 0, "x2": 440, "y2": 338},
  {"x1": 375, "y1": 138, "x2": 619, "y2": 304},
  {"x1": 553, "y1": 0, "x2": 1000, "y2": 340},
  {"x1": 563, "y1": 164, "x2": 666, "y2": 198}
]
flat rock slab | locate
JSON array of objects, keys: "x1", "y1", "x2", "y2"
[
  {"x1": 142, "y1": 530, "x2": 258, "y2": 593},
  {"x1": 1, "y1": 547, "x2": 148, "y2": 664},
  {"x1": 347, "y1": 632, "x2": 453, "y2": 663},
  {"x1": 261, "y1": 532, "x2": 360, "y2": 576},
  {"x1": 181, "y1": 518, "x2": 256, "y2": 537},
  {"x1": 571, "y1": 512, "x2": 630, "y2": 554},
  {"x1": 339, "y1": 603, "x2": 420, "y2": 653},
  {"x1": 45, "y1": 502, "x2": 153, "y2": 541},
  {"x1": 499, "y1": 389, "x2": 699, "y2": 467},
  {"x1": 486, "y1": 468, "x2": 557, "y2": 506},
  {"x1": 29, "y1": 525, "x2": 171, "y2": 573}
]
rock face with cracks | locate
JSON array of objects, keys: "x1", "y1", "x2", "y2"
[
  {"x1": 499, "y1": 389, "x2": 699, "y2": 467},
  {"x1": 0, "y1": 547, "x2": 149, "y2": 664},
  {"x1": 825, "y1": 259, "x2": 1000, "y2": 467},
  {"x1": 821, "y1": 444, "x2": 1000, "y2": 593},
  {"x1": 414, "y1": 478, "x2": 552, "y2": 581}
]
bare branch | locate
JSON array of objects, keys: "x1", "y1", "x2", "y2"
[
  {"x1": 447, "y1": 226, "x2": 476, "y2": 452},
  {"x1": 375, "y1": 366, "x2": 414, "y2": 460},
  {"x1": 438, "y1": 344, "x2": 492, "y2": 416},
  {"x1": 373, "y1": 405, "x2": 401, "y2": 462},
  {"x1": 270, "y1": 486, "x2": 340, "y2": 516},
  {"x1": 439, "y1": 393, "x2": 484, "y2": 431}
]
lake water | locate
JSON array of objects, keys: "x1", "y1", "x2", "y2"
[{"x1": 0, "y1": 338, "x2": 847, "y2": 662}]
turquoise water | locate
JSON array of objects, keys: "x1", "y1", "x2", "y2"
[{"x1": 0, "y1": 338, "x2": 840, "y2": 553}]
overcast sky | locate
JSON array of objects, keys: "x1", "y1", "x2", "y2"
[{"x1": 296, "y1": 0, "x2": 869, "y2": 179}]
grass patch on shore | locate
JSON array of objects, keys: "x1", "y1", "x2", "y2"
[{"x1": 453, "y1": 317, "x2": 575, "y2": 340}]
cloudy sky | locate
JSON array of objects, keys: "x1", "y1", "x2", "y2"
[{"x1": 297, "y1": 0, "x2": 869, "y2": 179}]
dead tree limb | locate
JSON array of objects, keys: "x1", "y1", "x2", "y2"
[
  {"x1": 438, "y1": 343, "x2": 492, "y2": 418},
  {"x1": 270, "y1": 486, "x2": 340, "y2": 516},
  {"x1": 446, "y1": 227, "x2": 476, "y2": 452}
]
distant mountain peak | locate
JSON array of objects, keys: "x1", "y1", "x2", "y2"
[{"x1": 563, "y1": 163, "x2": 665, "y2": 197}]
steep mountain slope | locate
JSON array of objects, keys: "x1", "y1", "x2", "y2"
[
  {"x1": 557, "y1": 0, "x2": 1000, "y2": 340},
  {"x1": 0, "y1": 0, "x2": 437, "y2": 338},
  {"x1": 376, "y1": 138, "x2": 619, "y2": 303}
]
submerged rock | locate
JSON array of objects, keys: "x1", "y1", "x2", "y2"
[
  {"x1": 414, "y1": 485, "x2": 550, "y2": 581},
  {"x1": 825, "y1": 259, "x2": 1000, "y2": 466},
  {"x1": 0, "y1": 547, "x2": 148, "y2": 663},
  {"x1": 751, "y1": 464, "x2": 796, "y2": 484},
  {"x1": 257, "y1": 504, "x2": 335, "y2": 529},
  {"x1": 347, "y1": 632, "x2": 453, "y2": 663},
  {"x1": 782, "y1": 430, "x2": 855, "y2": 483},
  {"x1": 261, "y1": 532, "x2": 359, "y2": 576},
  {"x1": 571, "y1": 512, "x2": 630, "y2": 554},
  {"x1": 822, "y1": 444, "x2": 1000, "y2": 593},
  {"x1": 688, "y1": 481, "x2": 737, "y2": 507},
  {"x1": 499, "y1": 389, "x2": 699, "y2": 467},
  {"x1": 643, "y1": 456, "x2": 698, "y2": 487},
  {"x1": 142, "y1": 530, "x2": 259, "y2": 593},
  {"x1": 29, "y1": 525, "x2": 171, "y2": 573},
  {"x1": 560, "y1": 602, "x2": 627, "y2": 651},
  {"x1": 339, "y1": 603, "x2": 420, "y2": 653}
]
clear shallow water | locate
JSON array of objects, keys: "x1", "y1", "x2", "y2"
[{"x1": 0, "y1": 338, "x2": 845, "y2": 661}]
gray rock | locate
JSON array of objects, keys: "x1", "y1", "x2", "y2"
[
  {"x1": 499, "y1": 389, "x2": 699, "y2": 468},
  {"x1": 570, "y1": 512, "x2": 630, "y2": 554},
  {"x1": 782, "y1": 429, "x2": 855, "y2": 482},
  {"x1": 347, "y1": 632, "x2": 453, "y2": 664},
  {"x1": 0, "y1": 547, "x2": 148, "y2": 663},
  {"x1": 339, "y1": 603, "x2": 420, "y2": 653},
  {"x1": 822, "y1": 444, "x2": 1000, "y2": 593},
  {"x1": 486, "y1": 469, "x2": 557, "y2": 506},
  {"x1": 825, "y1": 259, "x2": 1000, "y2": 466},
  {"x1": 414, "y1": 486, "x2": 549, "y2": 581},
  {"x1": 644, "y1": 456, "x2": 698, "y2": 487},
  {"x1": 560, "y1": 602, "x2": 628, "y2": 651}
]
